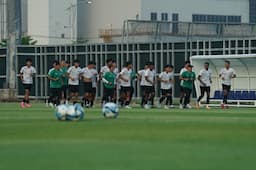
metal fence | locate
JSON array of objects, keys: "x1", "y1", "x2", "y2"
[{"x1": 1, "y1": 38, "x2": 256, "y2": 99}]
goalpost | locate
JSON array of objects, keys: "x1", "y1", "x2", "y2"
[{"x1": 191, "y1": 54, "x2": 256, "y2": 107}]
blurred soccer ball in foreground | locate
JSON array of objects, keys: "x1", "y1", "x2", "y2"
[
  {"x1": 102, "y1": 102, "x2": 119, "y2": 119},
  {"x1": 55, "y1": 104, "x2": 84, "y2": 121}
]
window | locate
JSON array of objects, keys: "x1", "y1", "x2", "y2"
[
  {"x1": 161, "y1": 13, "x2": 168, "y2": 21},
  {"x1": 172, "y1": 13, "x2": 179, "y2": 21},
  {"x1": 150, "y1": 12, "x2": 157, "y2": 21},
  {"x1": 192, "y1": 14, "x2": 241, "y2": 24},
  {"x1": 250, "y1": 0, "x2": 256, "y2": 23}
]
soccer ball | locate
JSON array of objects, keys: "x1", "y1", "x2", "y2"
[
  {"x1": 102, "y1": 102, "x2": 119, "y2": 119},
  {"x1": 55, "y1": 104, "x2": 84, "y2": 121},
  {"x1": 66, "y1": 104, "x2": 85, "y2": 121},
  {"x1": 56, "y1": 104, "x2": 68, "y2": 120}
]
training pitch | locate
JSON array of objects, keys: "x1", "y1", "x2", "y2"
[{"x1": 0, "y1": 103, "x2": 256, "y2": 170}]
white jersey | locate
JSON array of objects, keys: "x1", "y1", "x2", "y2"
[
  {"x1": 20, "y1": 66, "x2": 36, "y2": 84},
  {"x1": 138, "y1": 69, "x2": 146, "y2": 86},
  {"x1": 100, "y1": 65, "x2": 109, "y2": 76},
  {"x1": 159, "y1": 71, "x2": 174, "y2": 90},
  {"x1": 90, "y1": 69, "x2": 98, "y2": 88},
  {"x1": 198, "y1": 68, "x2": 212, "y2": 87},
  {"x1": 144, "y1": 69, "x2": 155, "y2": 87},
  {"x1": 67, "y1": 66, "x2": 82, "y2": 85},
  {"x1": 119, "y1": 67, "x2": 132, "y2": 87},
  {"x1": 81, "y1": 67, "x2": 93, "y2": 79},
  {"x1": 219, "y1": 68, "x2": 236, "y2": 86},
  {"x1": 179, "y1": 67, "x2": 187, "y2": 86}
]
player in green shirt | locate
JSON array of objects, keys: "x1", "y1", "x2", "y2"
[
  {"x1": 48, "y1": 61, "x2": 63, "y2": 106},
  {"x1": 102, "y1": 64, "x2": 116, "y2": 104},
  {"x1": 181, "y1": 64, "x2": 196, "y2": 109}
]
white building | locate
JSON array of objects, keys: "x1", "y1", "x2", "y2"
[
  {"x1": 27, "y1": 0, "x2": 76, "y2": 45},
  {"x1": 78, "y1": 0, "x2": 255, "y2": 43}
]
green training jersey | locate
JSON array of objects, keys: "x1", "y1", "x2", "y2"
[
  {"x1": 48, "y1": 69, "x2": 63, "y2": 88},
  {"x1": 181, "y1": 71, "x2": 196, "y2": 89},
  {"x1": 61, "y1": 67, "x2": 68, "y2": 85},
  {"x1": 103, "y1": 71, "x2": 116, "y2": 89}
]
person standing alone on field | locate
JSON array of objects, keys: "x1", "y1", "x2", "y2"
[
  {"x1": 219, "y1": 60, "x2": 236, "y2": 109},
  {"x1": 196, "y1": 62, "x2": 212, "y2": 109},
  {"x1": 19, "y1": 58, "x2": 37, "y2": 108}
]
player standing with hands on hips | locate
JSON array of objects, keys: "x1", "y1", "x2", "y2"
[
  {"x1": 219, "y1": 60, "x2": 236, "y2": 109},
  {"x1": 19, "y1": 58, "x2": 37, "y2": 108}
]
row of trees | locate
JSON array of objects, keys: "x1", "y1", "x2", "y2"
[{"x1": 0, "y1": 36, "x2": 37, "y2": 47}]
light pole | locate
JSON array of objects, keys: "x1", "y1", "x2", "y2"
[{"x1": 65, "y1": 0, "x2": 92, "y2": 43}]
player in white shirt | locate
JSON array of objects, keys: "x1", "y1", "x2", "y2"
[
  {"x1": 219, "y1": 60, "x2": 236, "y2": 109},
  {"x1": 144, "y1": 62, "x2": 156, "y2": 108},
  {"x1": 138, "y1": 64, "x2": 148, "y2": 107},
  {"x1": 90, "y1": 64, "x2": 98, "y2": 107},
  {"x1": 158, "y1": 65, "x2": 174, "y2": 109},
  {"x1": 118, "y1": 61, "x2": 133, "y2": 109},
  {"x1": 67, "y1": 60, "x2": 82, "y2": 104},
  {"x1": 81, "y1": 61, "x2": 96, "y2": 108},
  {"x1": 179, "y1": 61, "x2": 191, "y2": 109},
  {"x1": 100, "y1": 58, "x2": 113, "y2": 79},
  {"x1": 19, "y1": 58, "x2": 36, "y2": 108},
  {"x1": 196, "y1": 62, "x2": 212, "y2": 109}
]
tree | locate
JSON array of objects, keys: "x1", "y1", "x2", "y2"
[
  {"x1": 21, "y1": 36, "x2": 37, "y2": 45},
  {"x1": 0, "y1": 39, "x2": 7, "y2": 47},
  {"x1": 0, "y1": 36, "x2": 37, "y2": 47}
]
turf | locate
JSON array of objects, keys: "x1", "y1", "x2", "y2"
[{"x1": 0, "y1": 103, "x2": 256, "y2": 170}]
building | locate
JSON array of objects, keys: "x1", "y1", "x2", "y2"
[
  {"x1": 27, "y1": 0, "x2": 76, "y2": 45},
  {"x1": 78, "y1": 0, "x2": 256, "y2": 43}
]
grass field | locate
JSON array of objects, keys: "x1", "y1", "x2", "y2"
[{"x1": 0, "y1": 103, "x2": 256, "y2": 170}]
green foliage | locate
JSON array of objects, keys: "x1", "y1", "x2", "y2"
[
  {"x1": 0, "y1": 36, "x2": 37, "y2": 47},
  {"x1": 0, "y1": 39, "x2": 7, "y2": 47}
]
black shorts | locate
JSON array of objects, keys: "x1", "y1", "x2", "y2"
[
  {"x1": 200, "y1": 86, "x2": 211, "y2": 94},
  {"x1": 69, "y1": 85, "x2": 79, "y2": 93},
  {"x1": 83, "y1": 82, "x2": 93, "y2": 93},
  {"x1": 50, "y1": 88, "x2": 62, "y2": 98},
  {"x1": 61, "y1": 85, "x2": 68, "y2": 92},
  {"x1": 180, "y1": 85, "x2": 185, "y2": 93},
  {"x1": 161, "y1": 88, "x2": 172, "y2": 96},
  {"x1": 222, "y1": 84, "x2": 231, "y2": 93},
  {"x1": 23, "y1": 84, "x2": 32, "y2": 90},
  {"x1": 103, "y1": 87, "x2": 115, "y2": 98},
  {"x1": 144, "y1": 86, "x2": 155, "y2": 94},
  {"x1": 92, "y1": 87, "x2": 96, "y2": 95},
  {"x1": 120, "y1": 86, "x2": 131, "y2": 94}
]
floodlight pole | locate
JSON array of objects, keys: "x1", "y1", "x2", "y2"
[{"x1": 6, "y1": 0, "x2": 22, "y2": 99}]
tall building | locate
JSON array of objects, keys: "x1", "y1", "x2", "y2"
[
  {"x1": 27, "y1": 0, "x2": 76, "y2": 45},
  {"x1": 77, "y1": 0, "x2": 253, "y2": 43}
]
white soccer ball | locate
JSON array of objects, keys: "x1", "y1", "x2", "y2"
[
  {"x1": 102, "y1": 102, "x2": 119, "y2": 119},
  {"x1": 66, "y1": 104, "x2": 85, "y2": 121},
  {"x1": 67, "y1": 105, "x2": 76, "y2": 116},
  {"x1": 56, "y1": 104, "x2": 68, "y2": 120}
]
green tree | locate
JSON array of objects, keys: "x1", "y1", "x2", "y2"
[{"x1": 0, "y1": 36, "x2": 37, "y2": 47}]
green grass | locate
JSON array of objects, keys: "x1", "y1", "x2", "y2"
[{"x1": 1, "y1": 103, "x2": 256, "y2": 170}]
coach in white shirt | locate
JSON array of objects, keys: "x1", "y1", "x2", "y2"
[
  {"x1": 196, "y1": 62, "x2": 212, "y2": 109},
  {"x1": 219, "y1": 60, "x2": 236, "y2": 108}
]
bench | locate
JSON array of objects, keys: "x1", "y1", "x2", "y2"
[{"x1": 210, "y1": 90, "x2": 256, "y2": 107}]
